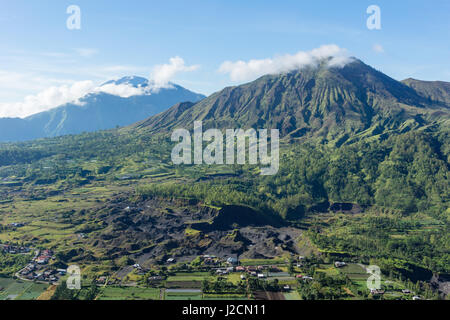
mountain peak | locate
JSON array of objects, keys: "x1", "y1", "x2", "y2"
[
  {"x1": 103, "y1": 76, "x2": 149, "y2": 88},
  {"x1": 101, "y1": 76, "x2": 182, "y2": 92},
  {"x1": 0, "y1": 78, "x2": 206, "y2": 142},
  {"x1": 136, "y1": 58, "x2": 449, "y2": 144}
]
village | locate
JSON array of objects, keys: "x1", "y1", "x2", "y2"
[
  {"x1": 1, "y1": 244, "x2": 65, "y2": 284},
  {"x1": 88, "y1": 254, "x2": 425, "y2": 300},
  {"x1": 0, "y1": 242, "x2": 426, "y2": 300}
]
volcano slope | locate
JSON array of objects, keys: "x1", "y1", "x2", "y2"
[
  {"x1": 0, "y1": 58, "x2": 448, "y2": 284},
  {"x1": 135, "y1": 59, "x2": 449, "y2": 145}
]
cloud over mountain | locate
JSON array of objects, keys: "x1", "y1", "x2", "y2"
[
  {"x1": 0, "y1": 56, "x2": 200, "y2": 118},
  {"x1": 0, "y1": 81, "x2": 148, "y2": 118},
  {"x1": 151, "y1": 56, "x2": 199, "y2": 88},
  {"x1": 219, "y1": 45, "x2": 352, "y2": 82}
]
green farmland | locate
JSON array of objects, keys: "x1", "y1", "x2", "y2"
[{"x1": 0, "y1": 277, "x2": 48, "y2": 300}]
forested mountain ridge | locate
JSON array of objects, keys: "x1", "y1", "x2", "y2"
[
  {"x1": 402, "y1": 78, "x2": 450, "y2": 106},
  {"x1": 134, "y1": 59, "x2": 449, "y2": 146}
]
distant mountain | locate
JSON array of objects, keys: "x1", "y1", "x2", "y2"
[
  {"x1": 0, "y1": 76, "x2": 205, "y2": 142},
  {"x1": 135, "y1": 59, "x2": 450, "y2": 144}
]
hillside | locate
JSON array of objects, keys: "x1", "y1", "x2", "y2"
[
  {"x1": 135, "y1": 59, "x2": 449, "y2": 145},
  {"x1": 0, "y1": 58, "x2": 448, "y2": 293},
  {"x1": 402, "y1": 78, "x2": 450, "y2": 106}
]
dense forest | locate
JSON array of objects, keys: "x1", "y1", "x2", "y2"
[{"x1": 138, "y1": 130, "x2": 449, "y2": 220}]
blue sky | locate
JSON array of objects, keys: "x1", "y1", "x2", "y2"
[{"x1": 0, "y1": 0, "x2": 449, "y2": 117}]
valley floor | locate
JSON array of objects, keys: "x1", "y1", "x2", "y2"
[{"x1": 0, "y1": 145, "x2": 448, "y2": 300}]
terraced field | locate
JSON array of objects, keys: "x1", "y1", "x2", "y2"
[
  {"x1": 97, "y1": 286, "x2": 161, "y2": 300},
  {"x1": 0, "y1": 278, "x2": 48, "y2": 300},
  {"x1": 164, "y1": 289, "x2": 202, "y2": 300}
]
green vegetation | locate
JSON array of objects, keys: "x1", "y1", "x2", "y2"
[
  {"x1": 97, "y1": 286, "x2": 160, "y2": 300},
  {"x1": 308, "y1": 212, "x2": 449, "y2": 275},
  {"x1": 0, "y1": 277, "x2": 48, "y2": 300},
  {"x1": 51, "y1": 282, "x2": 100, "y2": 300},
  {"x1": 165, "y1": 291, "x2": 202, "y2": 300},
  {"x1": 0, "y1": 60, "x2": 448, "y2": 300},
  {"x1": 0, "y1": 129, "x2": 448, "y2": 292},
  {"x1": 137, "y1": 131, "x2": 449, "y2": 221},
  {"x1": 0, "y1": 251, "x2": 30, "y2": 276}
]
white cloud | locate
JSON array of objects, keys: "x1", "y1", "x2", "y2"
[
  {"x1": 0, "y1": 55, "x2": 199, "y2": 118},
  {"x1": 94, "y1": 83, "x2": 145, "y2": 98},
  {"x1": 151, "y1": 56, "x2": 199, "y2": 88},
  {"x1": 75, "y1": 48, "x2": 98, "y2": 58},
  {"x1": 0, "y1": 81, "x2": 94, "y2": 118},
  {"x1": 0, "y1": 70, "x2": 73, "y2": 98},
  {"x1": 219, "y1": 44, "x2": 352, "y2": 82},
  {"x1": 373, "y1": 44, "x2": 385, "y2": 53},
  {"x1": 0, "y1": 81, "x2": 147, "y2": 118}
]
